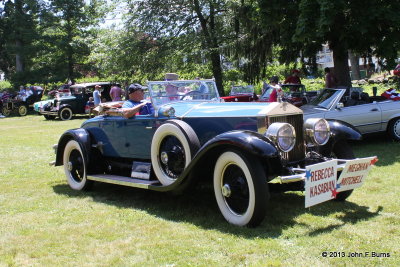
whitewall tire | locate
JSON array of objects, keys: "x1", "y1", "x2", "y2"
[
  {"x1": 63, "y1": 140, "x2": 91, "y2": 190},
  {"x1": 213, "y1": 150, "x2": 268, "y2": 227},
  {"x1": 151, "y1": 120, "x2": 200, "y2": 186}
]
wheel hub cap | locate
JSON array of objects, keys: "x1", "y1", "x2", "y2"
[
  {"x1": 67, "y1": 161, "x2": 73, "y2": 171},
  {"x1": 222, "y1": 184, "x2": 231, "y2": 197},
  {"x1": 160, "y1": 151, "x2": 168, "y2": 164}
]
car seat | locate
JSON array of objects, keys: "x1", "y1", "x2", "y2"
[
  {"x1": 358, "y1": 92, "x2": 370, "y2": 104},
  {"x1": 345, "y1": 91, "x2": 359, "y2": 106}
]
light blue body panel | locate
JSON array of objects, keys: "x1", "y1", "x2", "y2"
[
  {"x1": 81, "y1": 102, "x2": 285, "y2": 159},
  {"x1": 161, "y1": 101, "x2": 273, "y2": 118}
]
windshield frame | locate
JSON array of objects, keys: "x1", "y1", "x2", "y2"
[
  {"x1": 147, "y1": 80, "x2": 220, "y2": 108},
  {"x1": 308, "y1": 88, "x2": 345, "y2": 110}
]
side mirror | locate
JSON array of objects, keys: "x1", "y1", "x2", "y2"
[{"x1": 336, "y1": 102, "x2": 344, "y2": 109}]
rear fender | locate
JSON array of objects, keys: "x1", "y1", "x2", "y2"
[{"x1": 55, "y1": 128, "x2": 91, "y2": 166}]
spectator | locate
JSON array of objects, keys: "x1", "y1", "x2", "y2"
[
  {"x1": 86, "y1": 97, "x2": 95, "y2": 118},
  {"x1": 284, "y1": 69, "x2": 302, "y2": 84},
  {"x1": 110, "y1": 83, "x2": 153, "y2": 118},
  {"x1": 109, "y1": 85, "x2": 123, "y2": 101},
  {"x1": 265, "y1": 76, "x2": 283, "y2": 102},
  {"x1": 93, "y1": 85, "x2": 102, "y2": 106},
  {"x1": 324, "y1": 67, "x2": 337, "y2": 88}
]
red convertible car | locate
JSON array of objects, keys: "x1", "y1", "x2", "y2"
[
  {"x1": 221, "y1": 85, "x2": 258, "y2": 102},
  {"x1": 258, "y1": 84, "x2": 318, "y2": 107}
]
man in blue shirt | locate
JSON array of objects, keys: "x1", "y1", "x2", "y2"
[
  {"x1": 93, "y1": 85, "x2": 102, "y2": 106},
  {"x1": 120, "y1": 83, "x2": 153, "y2": 118}
]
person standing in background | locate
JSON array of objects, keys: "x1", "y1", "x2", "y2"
[
  {"x1": 284, "y1": 69, "x2": 301, "y2": 84},
  {"x1": 93, "y1": 85, "x2": 102, "y2": 106},
  {"x1": 109, "y1": 85, "x2": 123, "y2": 101},
  {"x1": 324, "y1": 67, "x2": 337, "y2": 88}
]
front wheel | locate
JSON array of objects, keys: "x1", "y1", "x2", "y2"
[
  {"x1": 44, "y1": 114, "x2": 56, "y2": 120},
  {"x1": 213, "y1": 150, "x2": 269, "y2": 227},
  {"x1": 330, "y1": 140, "x2": 355, "y2": 201},
  {"x1": 63, "y1": 140, "x2": 92, "y2": 190},
  {"x1": 388, "y1": 117, "x2": 400, "y2": 141},
  {"x1": 18, "y1": 104, "x2": 28, "y2": 116}
]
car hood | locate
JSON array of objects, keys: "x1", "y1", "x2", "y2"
[
  {"x1": 300, "y1": 104, "x2": 323, "y2": 115},
  {"x1": 33, "y1": 99, "x2": 53, "y2": 109},
  {"x1": 163, "y1": 101, "x2": 303, "y2": 118}
]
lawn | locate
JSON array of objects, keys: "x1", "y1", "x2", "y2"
[{"x1": 0, "y1": 114, "x2": 398, "y2": 266}]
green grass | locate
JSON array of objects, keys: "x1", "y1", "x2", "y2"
[{"x1": 0, "y1": 115, "x2": 399, "y2": 266}]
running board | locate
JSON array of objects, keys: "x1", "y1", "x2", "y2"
[{"x1": 87, "y1": 174, "x2": 161, "y2": 189}]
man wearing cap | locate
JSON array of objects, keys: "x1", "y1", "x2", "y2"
[
  {"x1": 118, "y1": 83, "x2": 153, "y2": 118},
  {"x1": 93, "y1": 85, "x2": 102, "y2": 106}
]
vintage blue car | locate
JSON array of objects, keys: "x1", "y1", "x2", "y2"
[{"x1": 53, "y1": 79, "x2": 376, "y2": 227}]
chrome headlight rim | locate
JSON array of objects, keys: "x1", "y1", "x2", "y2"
[
  {"x1": 304, "y1": 118, "x2": 330, "y2": 146},
  {"x1": 265, "y1": 122, "x2": 296, "y2": 152}
]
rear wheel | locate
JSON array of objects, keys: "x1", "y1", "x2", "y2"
[
  {"x1": 213, "y1": 150, "x2": 268, "y2": 227},
  {"x1": 63, "y1": 140, "x2": 92, "y2": 190},
  {"x1": 388, "y1": 117, "x2": 400, "y2": 141},
  {"x1": 59, "y1": 107, "x2": 73, "y2": 121},
  {"x1": 2, "y1": 106, "x2": 11, "y2": 117}
]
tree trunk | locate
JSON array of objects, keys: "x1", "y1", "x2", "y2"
[
  {"x1": 193, "y1": 0, "x2": 224, "y2": 96},
  {"x1": 330, "y1": 41, "x2": 351, "y2": 88},
  {"x1": 348, "y1": 51, "x2": 361, "y2": 80},
  {"x1": 15, "y1": 39, "x2": 24, "y2": 72}
]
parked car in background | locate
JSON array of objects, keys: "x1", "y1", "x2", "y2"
[
  {"x1": 1, "y1": 86, "x2": 44, "y2": 117},
  {"x1": 221, "y1": 85, "x2": 258, "y2": 102},
  {"x1": 52, "y1": 79, "x2": 376, "y2": 227},
  {"x1": 34, "y1": 82, "x2": 120, "y2": 120},
  {"x1": 302, "y1": 88, "x2": 400, "y2": 141},
  {"x1": 259, "y1": 84, "x2": 318, "y2": 107}
]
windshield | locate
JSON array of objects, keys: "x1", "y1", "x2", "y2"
[
  {"x1": 230, "y1": 85, "x2": 254, "y2": 95},
  {"x1": 148, "y1": 80, "x2": 220, "y2": 107},
  {"x1": 308, "y1": 89, "x2": 343, "y2": 109}
]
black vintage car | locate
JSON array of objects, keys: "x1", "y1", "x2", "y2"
[
  {"x1": 1, "y1": 87, "x2": 44, "y2": 117},
  {"x1": 34, "y1": 82, "x2": 120, "y2": 120}
]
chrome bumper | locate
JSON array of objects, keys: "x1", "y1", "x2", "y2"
[{"x1": 278, "y1": 160, "x2": 349, "y2": 183}]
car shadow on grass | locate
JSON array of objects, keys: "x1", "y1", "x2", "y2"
[
  {"x1": 52, "y1": 181, "x2": 381, "y2": 239},
  {"x1": 350, "y1": 132, "x2": 400, "y2": 167}
]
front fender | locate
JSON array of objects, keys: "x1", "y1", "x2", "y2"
[
  {"x1": 327, "y1": 119, "x2": 362, "y2": 141},
  {"x1": 55, "y1": 128, "x2": 91, "y2": 166}
]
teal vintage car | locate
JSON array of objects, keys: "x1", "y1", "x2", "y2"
[
  {"x1": 34, "y1": 82, "x2": 119, "y2": 120},
  {"x1": 52, "y1": 79, "x2": 376, "y2": 227}
]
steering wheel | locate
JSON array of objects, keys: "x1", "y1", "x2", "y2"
[{"x1": 180, "y1": 90, "x2": 202, "y2": 100}]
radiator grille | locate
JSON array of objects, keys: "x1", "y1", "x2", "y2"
[{"x1": 268, "y1": 114, "x2": 305, "y2": 162}]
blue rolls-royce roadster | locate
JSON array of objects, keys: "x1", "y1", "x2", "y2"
[{"x1": 52, "y1": 79, "x2": 375, "y2": 227}]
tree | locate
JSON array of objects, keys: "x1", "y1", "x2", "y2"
[
  {"x1": 292, "y1": 0, "x2": 400, "y2": 87},
  {"x1": 0, "y1": 0, "x2": 41, "y2": 85},
  {"x1": 42, "y1": 0, "x2": 105, "y2": 83},
  {"x1": 127, "y1": 0, "x2": 235, "y2": 95}
]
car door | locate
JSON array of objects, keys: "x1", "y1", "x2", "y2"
[
  {"x1": 323, "y1": 102, "x2": 382, "y2": 134},
  {"x1": 124, "y1": 115, "x2": 167, "y2": 159}
]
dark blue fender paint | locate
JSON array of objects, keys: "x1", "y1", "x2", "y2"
[
  {"x1": 148, "y1": 130, "x2": 280, "y2": 192},
  {"x1": 55, "y1": 128, "x2": 92, "y2": 166}
]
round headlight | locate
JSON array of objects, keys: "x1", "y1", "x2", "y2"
[
  {"x1": 265, "y1": 122, "x2": 296, "y2": 152},
  {"x1": 304, "y1": 118, "x2": 330, "y2": 145}
]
